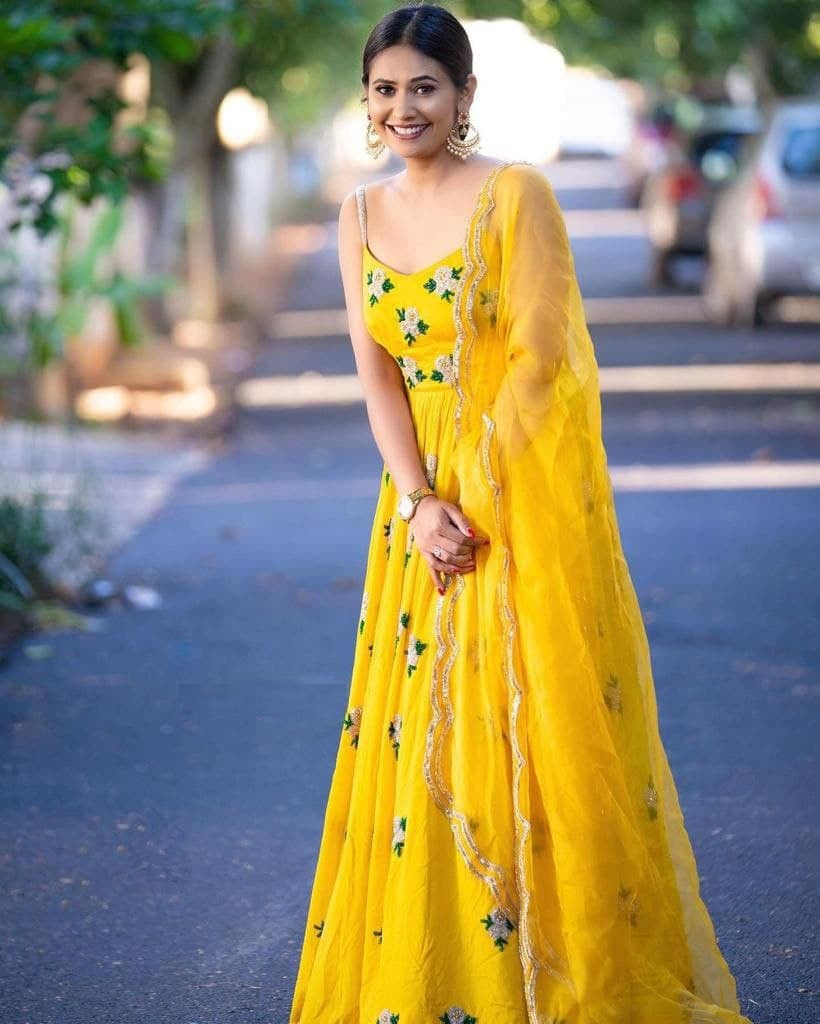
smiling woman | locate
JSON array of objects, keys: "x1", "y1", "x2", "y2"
[{"x1": 287, "y1": 6, "x2": 757, "y2": 1024}]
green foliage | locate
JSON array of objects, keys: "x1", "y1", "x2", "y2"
[
  {"x1": 485, "y1": 0, "x2": 819, "y2": 95},
  {"x1": 0, "y1": 194, "x2": 172, "y2": 370},
  {"x1": 0, "y1": 492, "x2": 54, "y2": 599},
  {"x1": 53, "y1": 198, "x2": 172, "y2": 359},
  {"x1": 0, "y1": 1, "x2": 237, "y2": 234}
]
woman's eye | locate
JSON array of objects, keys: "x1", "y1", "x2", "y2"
[{"x1": 375, "y1": 85, "x2": 433, "y2": 95}]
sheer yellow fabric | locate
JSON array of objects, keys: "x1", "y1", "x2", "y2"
[
  {"x1": 288, "y1": 160, "x2": 755, "y2": 1024},
  {"x1": 449, "y1": 161, "x2": 753, "y2": 1022}
]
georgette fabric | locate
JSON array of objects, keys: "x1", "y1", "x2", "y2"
[{"x1": 288, "y1": 160, "x2": 754, "y2": 1024}]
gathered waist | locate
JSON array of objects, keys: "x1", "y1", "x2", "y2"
[{"x1": 405, "y1": 381, "x2": 458, "y2": 399}]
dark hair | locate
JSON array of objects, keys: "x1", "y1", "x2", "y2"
[{"x1": 361, "y1": 3, "x2": 473, "y2": 95}]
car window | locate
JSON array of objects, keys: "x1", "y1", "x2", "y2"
[
  {"x1": 781, "y1": 124, "x2": 820, "y2": 178},
  {"x1": 689, "y1": 130, "x2": 756, "y2": 164}
]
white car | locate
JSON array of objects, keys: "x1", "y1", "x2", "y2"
[{"x1": 703, "y1": 98, "x2": 820, "y2": 326}]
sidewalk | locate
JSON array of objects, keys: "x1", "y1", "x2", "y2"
[{"x1": 0, "y1": 420, "x2": 211, "y2": 602}]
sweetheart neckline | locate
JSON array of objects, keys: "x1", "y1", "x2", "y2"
[
  {"x1": 363, "y1": 240, "x2": 463, "y2": 279},
  {"x1": 359, "y1": 159, "x2": 517, "y2": 279}
]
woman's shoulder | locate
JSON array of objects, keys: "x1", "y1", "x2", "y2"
[
  {"x1": 494, "y1": 160, "x2": 557, "y2": 203},
  {"x1": 340, "y1": 173, "x2": 399, "y2": 216}
]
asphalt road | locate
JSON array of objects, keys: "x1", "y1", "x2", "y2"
[{"x1": 1, "y1": 159, "x2": 817, "y2": 1024}]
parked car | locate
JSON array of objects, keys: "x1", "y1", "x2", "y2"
[
  {"x1": 642, "y1": 104, "x2": 763, "y2": 285},
  {"x1": 703, "y1": 98, "x2": 820, "y2": 326},
  {"x1": 621, "y1": 100, "x2": 681, "y2": 207}
]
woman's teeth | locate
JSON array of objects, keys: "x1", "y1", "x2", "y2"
[{"x1": 389, "y1": 124, "x2": 429, "y2": 139}]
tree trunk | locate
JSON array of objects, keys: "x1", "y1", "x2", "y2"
[{"x1": 142, "y1": 30, "x2": 238, "y2": 328}]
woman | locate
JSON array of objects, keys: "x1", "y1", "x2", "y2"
[{"x1": 289, "y1": 6, "x2": 755, "y2": 1024}]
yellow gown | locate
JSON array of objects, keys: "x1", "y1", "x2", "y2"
[{"x1": 289, "y1": 161, "x2": 755, "y2": 1024}]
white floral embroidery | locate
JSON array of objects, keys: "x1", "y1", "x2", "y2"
[
  {"x1": 431, "y1": 354, "x2": 456, "y2": 385},
  {"x1": 367, "y1": 267, "x2": 394, "y2": 306},
  {"x1": 405, "y1": 633, "x2": 428, "y2": 676},
  {"x1": 392, "y1": 815, "x2": 407, "y2": 855},
  {"x1": 396, "y1": 305, "x2": 429, "y2": 344},
  {"x1": 343, "y1": 705, "x2": 362, "y2": 746},
  {"x1": 359, "y1": 590, "x2": 368, "y2": 635},
  {"x1": 383, "y1": 515, "x2": 395, "y2": 554},
  {"x1": 479, "y1": 287, "x2": 498, "y2": 324},
  {"x1": 424, "y1": 263, "x2": 462, "y2": 302},
  {"x1": 396, "y1": 609, "x2": 409, "y2": 646},
  {"x1": 425, "y1": 452, "x2": 438, "y2": 488},
  {"x1": 388, "y1": 712, "x2": 402, "y2": 758},
  {"x1": 441, "y1": 1007, "x2": 476, "y2": 1024},
  {"x1": 376, "y1": 1010, "x2": 399, "y2": 1024},
  {"x1": 481, "y1": 905, "x2": 515, "y2": 949},
  {"x1": 395, "y1": 354, "x2": 426, "y2": 389}
]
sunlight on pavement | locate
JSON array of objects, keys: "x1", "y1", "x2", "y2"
[
  {"x1": 237, "y1": 363, "x2": 820, "y2": 409},
  {"x1": 270, "y1": 295, "x2": 712, "y2": 336},
  {"x1": 272, "y1": 293, "x2": 727, "y2": 334},
  {"x1": 176, "y1": 459, "x2": 820, "y2": 507},
  {"x1": 599, "y1": 363, "x2": 820, "y2": 391}
]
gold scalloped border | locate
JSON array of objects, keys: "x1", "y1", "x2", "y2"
[
  {"x1": 452, "y1": 160, "x2": 519, "y2": 443},
  {"x1": 424, "y1": 158, "x2": 578, "y2": 1017},
  {"x1": 422, "y1": 571, "x2": 518, "y2": 922},
  {"x1": 422, "y1": 161, "x2": 522, "y2": 925},
  {"x1": 479, "y1": 413, "x2": 576, "y2": 1014}
]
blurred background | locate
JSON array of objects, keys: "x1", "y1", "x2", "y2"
[{"x1": 0, "y1": 3, "x2": 818, "y2": 1023}]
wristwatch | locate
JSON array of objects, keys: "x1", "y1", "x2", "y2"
[{"x1": 397, "y1": 485, "x2": 435, "y2": 522}]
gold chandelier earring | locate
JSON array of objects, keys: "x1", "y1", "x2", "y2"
[
  {"x1": 446, "y1": 108, "x2": 480, "y2": 160},
  {"x1": 365, "y1": 113, "x2": 385, "y2": 159}
]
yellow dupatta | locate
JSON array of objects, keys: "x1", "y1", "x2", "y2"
[{"x1": 427, "y1": 160, "x2": 754, "y2": 1023}]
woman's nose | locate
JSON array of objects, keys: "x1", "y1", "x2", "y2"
[{"x1": 392, "y1": 93, "x2": 418, "y2": 118}]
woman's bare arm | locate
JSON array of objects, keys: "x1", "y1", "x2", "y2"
[
  {"x1": 337, "y1": 191, "x2": 431, "y2": 498},
  {"x1": 336, "y1": 190, "x2": 486, "y2": 588}
]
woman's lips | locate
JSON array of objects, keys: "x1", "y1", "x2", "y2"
[{"x1": 388, "y1": 124, "x2": 430, "y2": 139}]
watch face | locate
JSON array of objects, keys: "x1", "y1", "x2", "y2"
[{"x1": 397, "y1": 494, "x2": 413, "y2": 520}]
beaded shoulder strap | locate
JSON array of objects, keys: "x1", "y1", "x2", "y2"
[{"x1": 354, "y1": 184, "x2": 368, "y2": 246}]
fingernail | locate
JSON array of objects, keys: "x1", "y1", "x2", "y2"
[
  {"x1": 466, "y1": 528, "x2": 475, "y2": 536},
  {"x1": 438, "y1": 587, "x2": 445, "y2": 595}
]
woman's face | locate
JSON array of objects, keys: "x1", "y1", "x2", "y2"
[{"x1": 365, "y1": 44, "x2": 475, "y2": 159}]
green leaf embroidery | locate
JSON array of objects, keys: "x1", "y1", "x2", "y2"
[
  {"x1": 342, "y1": 706, "x2": 362, "y2": 747},
  {"x1": 392, "y1": 815, "x2": 407, "y2": 856},
  {"x1": 480, "y1": 907, "x2": 515, "y2": 950}
]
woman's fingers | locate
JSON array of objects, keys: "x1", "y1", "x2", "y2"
[
  {"x1": 440, "y1": 501, "x2": 490, "y2": 547},
  {"x1": 427, "y1": 563, "x2": 445, "y2": 594},
  {"x1": 428, "y1": 548, "x2": 475, "y2": 573},
  {"x1": 430, "y1": 536, "x2": 475, "y2": 566}
]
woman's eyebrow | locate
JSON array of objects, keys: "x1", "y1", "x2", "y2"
[{"x1": 371, "y1": 75, "x2": 439, "y2": 85}]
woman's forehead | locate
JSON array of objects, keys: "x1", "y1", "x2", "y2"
[{"x1": 368, "y1": 45, "x2": 444, "y2": 82}]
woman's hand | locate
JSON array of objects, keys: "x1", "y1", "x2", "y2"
[{"x1": 410, "y1": 496, "x2": 490, "y2": 593}]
